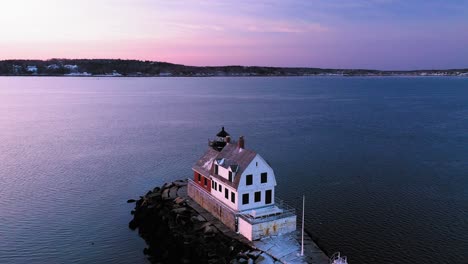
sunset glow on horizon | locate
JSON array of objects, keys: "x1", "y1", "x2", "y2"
[{"x1": 1, "y1": 0, "x2": 468, "y2": 70}]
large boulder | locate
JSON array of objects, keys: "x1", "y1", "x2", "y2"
[
  {"x1": 161, "y1": 188, "x2": 170, "y2": 199},
  {"x1": 171, "y1": 207, "x2": 187, "y2": 214},
  {"x1": 174, "y1": 197, "x2": 185, "y2": 205},
  {"x1": 255, "y1": 253, "x2": 275, "y2": 264},
  {"x1": 174, "y1": 180, "x2": 188, "y2": 187},
  {"x1": 161, "y1": 182, "x2": 174, "y2": 190},
  {"x1": 247, "y1": 250, "x2": 262, "y2": 259},
  {"x1": 168, "y1": 186, "x2": 179, "y2": 199}
]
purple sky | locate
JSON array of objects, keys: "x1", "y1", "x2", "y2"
[{"x1": 1, "y1": 0, "x2": 467, "y2": 70}]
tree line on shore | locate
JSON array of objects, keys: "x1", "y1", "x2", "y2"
[{"x1": 0, "y1": 59, "x2": 467, "y2": 76}]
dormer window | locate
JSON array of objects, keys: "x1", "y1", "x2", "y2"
[
  {"x1": 230, "y1": 165, "x2": 239, "y2": 172},
  {"x1": 214, "y1": 165, "x2": 219, "y2": 175},
  {"x1": 228, "y1": 171, "x2": 233, "y2": 182}
]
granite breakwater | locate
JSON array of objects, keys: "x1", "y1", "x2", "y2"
[{"x1": 128, "y1": 179, "x2": 282, "y2": 264}]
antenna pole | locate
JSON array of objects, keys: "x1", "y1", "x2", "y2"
[{"x1": 301, "y1": 195, "x2": 305, "y2": 256}]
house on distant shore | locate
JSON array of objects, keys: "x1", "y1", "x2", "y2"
[
  {"x1": 26, "y1": 65, "x2": 38, "y2": 74},
  {"x1": 159, "y1": 72, "x2": 172, "y2": 77},
  {"x1": 64, "y1": 64, "x2": 78, "y2": 70},
  {"x1": 188, "y1": 127, "x2": 296, "y2": 241},
  {"x1": 47, "y1": 64, "x2": 60, "y2": 70}
]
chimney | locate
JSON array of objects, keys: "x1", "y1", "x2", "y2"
[
  {"x1": 238, "y1": 136, "x2": 245, "y2": 149},
  {"x1": 225, "y1": 136, "x2": 231, "y2": 143}
]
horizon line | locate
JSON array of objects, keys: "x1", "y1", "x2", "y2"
[{"x1": 1, "y1": 58, "x2": 468, "y2": 72}]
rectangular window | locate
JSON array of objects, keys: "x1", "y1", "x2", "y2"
[
  {"x1": 242, "y1": 193, "x2": 249, "y2": 205},
  {"x1": 246, "y1": 174, "x2": 253, "y2": 185},
  {"x1": 261, "y1": 172, "x2": 268, "y2": 183},
  {"x1": 231, "y1": 192, "x2": 236, "y2": 203},
  {"x1": 225, "y1": 189, "x2": 229, "y2": 199},
  {"x1": 265, "y1": 190, "x2": 272, "y2": 204},
  {"x1": 204, "y1": 178, "x2": 207, "y2": 186},
  {"x1": 198, "y1": 174, "x2": 201, "y2": 182},
  {"x1": 214, "y1": 182, "x2": 217, "y2": 190},
  {"x1": 219, "y1": 184, "x2": 222, "y2": 192},
  {"x1": 228, "y1": 171, "x2": 233, "y2": 182},
  {"x1": 212, "y1": 181, "x2": 214, "y2": 188},
  {"x1": 214, "y1": 165, "x2": 218, "y2": 175},
  {"x1": 254, "y1": 191, "x2": 261, "y2": 202}
]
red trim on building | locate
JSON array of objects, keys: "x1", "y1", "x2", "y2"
[{"x1": 193, "y1": 171, "x2": 211, "y2": 193}]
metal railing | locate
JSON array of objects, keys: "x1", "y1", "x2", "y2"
[{"x1": 238, "y1": 197, "x2": 296, "y2": 224}]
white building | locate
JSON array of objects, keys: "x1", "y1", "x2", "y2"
[
  {"x1": 64, "y1": 64, "x2": 78, "y2": 70},
  {"x1": 188, "y1": 127, "x2": 296, "y2": 241},
  {"x1": 26, "y1": 65, "x2": 38, "y2": 73},
  {"x1": 47, "y1": 64, "x2": 60, "y2": 70}
]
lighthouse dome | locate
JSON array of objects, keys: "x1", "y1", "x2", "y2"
[{"x1": 216, "y1": 127, "x2": 230, "y2": 138}]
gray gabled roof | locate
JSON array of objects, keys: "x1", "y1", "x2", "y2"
[
  {"x1": 192, "y1": 147, "x2": 219, "y2": 178},
  {"x1": 192, "y1": 143, "x2": 257, "y2": 190}
]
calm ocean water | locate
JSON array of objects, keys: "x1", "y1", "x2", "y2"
[{"x1": 0, "y1": 77, "x2": 467, "y2": 264}]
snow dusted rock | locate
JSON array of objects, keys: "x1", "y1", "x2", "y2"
[
  {"x1": 148, "y1": 191, "x2": 161, "y2": 198},
  {"x1": 238, "y1": 257, "x2": 248, "y2": 264},
  {"x1": 174, "y1": 180, "x2": 188, "y2": 187},
  {"x1": 168, "y1": 186, "x2": 179, "y2": 199},
  {"x1": 204, "y1": 224, "x2": 217, "y2": 234},
  {"x1": 161, "y1": 182, "x2": 174, "y2": 189},
  {"x1": 247, "y1": 250, "x2": 262, "y2": 259},
  {"x1": 255, "y1": 253, "x2": 275, "y2": 264},
  {"x1": 161, "y1": 188, "x2": 170, "y2": 199},
  {"x1": 171, "y1": 207, "x2": 187, "y2": 214},
  {"x1": 197, "y1": 222, "x2": 212, "y2": 231},
  {"x1": 191, "y1": 214, "x2": 206, "y2": 222},
  {"x1": 129, "y1": 180, "x2": 252, "y2": 263},
  {"x1": 174, "y1": 197, "x2": 185, "y2": 204}
]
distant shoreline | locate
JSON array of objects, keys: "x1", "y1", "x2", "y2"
[
  {"x1": 1, "y1": 59, "x2": 467, "y2": 77},
  {"x1": 1, "y1": 74, "x2": 467, "y2": 78}
]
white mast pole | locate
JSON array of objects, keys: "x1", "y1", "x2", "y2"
[{"x1": 301, "y1": 194, "x2": 305, "y2": 256}]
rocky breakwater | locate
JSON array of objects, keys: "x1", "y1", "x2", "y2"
[{"x1": 128, "y1": 179, "x2": 280, "y2": 264}]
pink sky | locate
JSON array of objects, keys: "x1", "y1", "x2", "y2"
[{"x1": 1, "y1": 0, "x2": 467, "y2": 70}]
